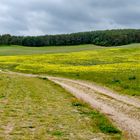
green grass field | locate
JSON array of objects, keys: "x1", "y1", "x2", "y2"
[
  {"x1": 0, "y1": 44, "x2": 139, "y2": 96},
  {"x1": 0, "y1": 45, "x2": 102, "y2": 56},
  {"x1": 0, "y1": 74, "x2": 122, "y2": 140},
  {"x1": 0, "y1": 43, "x2": 139, "y2": 139}
]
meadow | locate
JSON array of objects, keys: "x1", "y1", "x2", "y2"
[
  {"x1": 0, "y1": 73, "x2": 121, "y2": 139},
  {"x1": 0, "y1": 45, "x2": 100, "y2": 56},
  {"x1": 0, "y1": 44, "x2": 139, "y2": 96}
]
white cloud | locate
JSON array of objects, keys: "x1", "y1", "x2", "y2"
[{"x1": 0, "y1": 0, "x2": 139, "y2": 35}]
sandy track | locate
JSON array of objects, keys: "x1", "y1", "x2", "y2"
[
  {"x1": 48, "y1": 77, "x2": 140, "y2": 140},
  {"x1": 0, "y1": 70, "x2": 140, "y2": 139}
]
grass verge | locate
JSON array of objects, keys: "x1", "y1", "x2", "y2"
[{"x1": 0, "y1": 73, "x2": 122, "y2": 140}]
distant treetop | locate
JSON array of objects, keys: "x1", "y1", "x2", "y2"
[{"x1": 0, "y1": 29, "x2": 140, "y2": 47}]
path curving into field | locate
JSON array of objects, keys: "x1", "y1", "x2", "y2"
[
  {"x1": 48, "y1": 76, "x2": 140, "y2": 140},
  {"x1": 0, "y1": 70, "x2": 140, "y2": 140}
]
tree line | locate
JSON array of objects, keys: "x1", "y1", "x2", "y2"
[{"x1": 0, "y1": 29, "x2": 140, "y2": 47}]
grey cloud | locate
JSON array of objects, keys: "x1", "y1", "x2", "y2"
[{"x1": 0, "y1": 0, "x2": 140, "y2": 35}]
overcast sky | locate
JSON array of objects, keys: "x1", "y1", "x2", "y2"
[{"x1": 0, "y1": 0, "x2": 140, "y2": 35}]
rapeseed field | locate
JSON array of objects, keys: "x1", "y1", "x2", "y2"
[{"x1": 0, "y1": 44, "x2": 139, "y2": 96}]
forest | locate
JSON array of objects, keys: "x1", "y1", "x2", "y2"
[{"x1": 0, "y1": 29, "x2": 140, "y2": 47}]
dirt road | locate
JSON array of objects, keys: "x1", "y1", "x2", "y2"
[
  {"x1": 0, "y1": 70, "x2": 140, "y2": 140},
  {"x1": 48, "y1": 77, "x2": 140, "y2": 140}
]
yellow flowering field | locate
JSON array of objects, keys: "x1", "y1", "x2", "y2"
[{"x1": 0, "y1": 45, "x2": 139, "y2": 96}]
